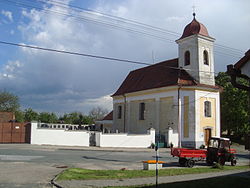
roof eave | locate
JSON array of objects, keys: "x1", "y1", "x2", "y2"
[{"x1": 176, "y1": 34, "x2": 215, "y2": 43}]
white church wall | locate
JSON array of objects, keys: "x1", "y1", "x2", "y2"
[
  {"x1": 179, "y1": 90, "x2": 196, "y2": 144},
  {"x1": 113, "y1": 87, "x2": 180, "y2": 134},
  {"x1": 197, "y1": 37, "x2": 215, "y2": 85},
  {"x1": 195, "y1": 90, "x2": 220, "y2": 146}
]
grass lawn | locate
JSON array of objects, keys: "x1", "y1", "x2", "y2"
[
  {"x1": 57, "y1": 165, "x2": 249, "y2": 181},
  {"x1": 105, "y1": 176, "x2": 250, "y2": 188}
]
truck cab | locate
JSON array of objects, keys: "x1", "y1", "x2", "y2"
[{"x1": 206, "y1": 137, "x2": 236, "y2": 166}]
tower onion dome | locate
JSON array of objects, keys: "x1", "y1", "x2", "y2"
[{"x1": 179, "y1": 13, "x2": 210, "y2": 40}]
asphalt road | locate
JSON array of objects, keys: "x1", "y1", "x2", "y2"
[{"x1": 0, "y1": 144, "x2": 249, "y2": 188}]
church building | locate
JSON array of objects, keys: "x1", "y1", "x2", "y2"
[{"x1": 112, "y1": 14, "x2": 221, "y2": 148}]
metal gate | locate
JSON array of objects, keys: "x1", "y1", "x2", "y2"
[
  {"x1": 89, "y1": 132, "x2": 96, "y2": 146},
  {"x1": 0, "y1": 122, "x2": 31, "y2": 143}
]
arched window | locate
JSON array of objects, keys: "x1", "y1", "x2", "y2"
[
  {"x1": 184, "y1": 51, "x2": 190, "y2": 66},
  {"x1": 204, "y1": 101, "x2": 211, "y2": 117},
  {"x1": 203, "y1": 50, "x2": 209, "y2": 65}
]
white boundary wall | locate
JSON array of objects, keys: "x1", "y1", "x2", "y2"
[
  {"x1": 96, "y1": 128, "x2": 155, "y2": 148},
  {"x1": 31, "y1": 122, "x2": 89, "y2": 146},
  {"x1": 165, "y1": 128, "x2": 178, "y2": 147}
]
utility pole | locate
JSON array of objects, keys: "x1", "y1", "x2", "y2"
[
  {"x1": 155, "y1": 133, "x2": 159, "y2": 188},
  {"x1": 177, "y1": 67, "x2": 182, "y2": 148}
]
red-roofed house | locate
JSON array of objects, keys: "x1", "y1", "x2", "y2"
[
  {"x1": 112, "y1": 14, "x2": 221, "y2": 148},
  {"x1": 227, "y1": 49, "x2": 250, "y2": 91},
  {"x1": 95, "y1": 111, "x2": 113, "y2": 132},
  {"x1": 234, "y1": 50, "x2": 250, "y2": 78}
]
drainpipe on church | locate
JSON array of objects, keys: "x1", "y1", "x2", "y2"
[
  {"x1": 178, "y1": 86, "x2": 182, "y2": 148},
  {"x1": 177, "y1": 67, "x2": 182, "y2": 148},
  {"x1": 123, "y1": 94, "x2": 126, "y2": 133}
]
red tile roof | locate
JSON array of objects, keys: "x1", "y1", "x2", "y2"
[
  {"x1": 113, "y1": 59, "x2": 196, "y2": 96},
  {"x1": 235, "y1": 49, "x2": 250, "y2": 69},
  {"x1": 112, "y1": 58, "x2": 220, "y2": 97},
  {"x1": 103, "y1": 111, "x2": 113, "y2": 120}
]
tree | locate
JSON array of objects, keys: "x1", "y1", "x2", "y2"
[
  {"x1": 81, "y1": 115, "x2": 94, "y2": 125},
  {"x1": 15, "y1": 110, "x2": 25, "y2": 122},
  {"x1": 59, "y1": 112, "x2": 94, "y2": 125},
  {"x1": 215, "y1": 72, "x2": 249, "y2": 137},
  {"x1": 24, "y1": 108, "x2": 39, "y2": 122},
  {"x1": 89, "y1": 107, "x2": 108, "y2": 121},
  {"x1": 0, "y1": 91, "x2": 20, "y2": 112},
  {"x1": 39, "y1": 112, "x2": 58, "y2": 123}
]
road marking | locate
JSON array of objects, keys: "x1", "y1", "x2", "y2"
[{"x1": 0, "y1": 155, "x2": 44, "y2": 161}]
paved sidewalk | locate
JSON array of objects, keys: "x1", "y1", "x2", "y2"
[{"x1": 55, "y1": 169, "x2": 250, "y2": 188}]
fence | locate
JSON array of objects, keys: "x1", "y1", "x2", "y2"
[
  {"x1": 165, "y1": 127, "x2": 178, "y2": 147},
  {"x1": 0, "y1": 122, "x2": 31, "y2": 143},
  {"x1": 31, "y1": 122, "x2": 156, "y2": 148},
  {"x1": 31, "y1": 122, "x2": 89, "y2": 146}
]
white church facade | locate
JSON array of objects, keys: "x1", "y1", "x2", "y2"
[{"x1": 112, "y1": 14, "x2": 221, "y2": 148}]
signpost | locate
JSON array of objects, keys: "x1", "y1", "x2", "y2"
[{"x1": 245, "y1": 134, "x2": 250, "y2": 167}]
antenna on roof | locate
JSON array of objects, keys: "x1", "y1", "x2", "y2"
[{"x1": 152, "y1": 50, "x2": 155, "y2": 64}]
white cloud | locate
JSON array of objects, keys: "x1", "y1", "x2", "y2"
[
  {"x1": 1, "y1": 10, "x2": 13, "y2": 22},
  {"x1": 83, "y1": 95, "x2": 113, "y2": 111},
  {"x1": 0, "y1": 60, "x2": 22, "y2": 79}
]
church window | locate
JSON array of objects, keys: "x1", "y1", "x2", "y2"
[
  {"x1": 118, "y1": 105, "x2": 122, "y2": 119},
  {"x1": 203, "y1": 50, "x2": 209, "y2": 65},
  {"x1": 139, "y1": 102, "x2": 145, "y2": 120},
  {"x1": 204, "y1": 101, "x2": 211, "y2": 117},
  {"x1": 184, "y1": 51, "x2": 190, "y2": 66}
]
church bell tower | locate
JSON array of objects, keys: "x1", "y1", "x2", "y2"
[{"x1": 176, "y1": 13, "x2": 215, "y2": 86}]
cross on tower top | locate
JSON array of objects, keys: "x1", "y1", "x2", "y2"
[{"x1": 192, "y1": 5, "x2": 196, "y2": 18}]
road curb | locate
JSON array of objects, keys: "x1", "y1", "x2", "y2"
[{"x1": 51, "y1": 169, "x2": 66, "y2": 188}]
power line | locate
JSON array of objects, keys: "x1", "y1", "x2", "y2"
[
  {"x1": 38, "y1": 0, "x2": 181, "y2": 37},
  {"x1": 1, "y1": 0, "x2": 245, "y2": 57},
  {"x1": 42, "y1": 0, "x2": 245, "y2": 54},
  {"x1": 2, "y1": 0, "x2": 176, "y2": 43},
  {"x1": 0, "y1": 40, "x2": 150, "y2": 66},
  {"x1": 173, "y1": 90, "x2": 219, "y2": 107},
  {"x1": 0, "y1": 40, "x2": 222, "y2": 76},
  {"x1": 40, "y1": 0, "x2": 246, "y2": 54}
]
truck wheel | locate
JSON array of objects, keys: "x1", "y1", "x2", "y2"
[
  {"x1": 179, "y1": 158, "x2": 187, "y2": 167},
  {"x1": 218, "y1": 157, "x2": 225, "y2": 166},
  {"x1": 231, "y1": 158, "x2": 237, "y2": 166},
  {"x1": 186, "y1": 159, "x2": 195, "y2": 168}
]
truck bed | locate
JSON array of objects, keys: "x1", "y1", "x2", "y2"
[{"x1": 171, "y1": 148, "x2": 207, "y2": 158}]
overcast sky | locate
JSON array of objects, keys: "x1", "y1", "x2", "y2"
[{"x1": 0, "y1": 0, "x2": 249, "y2": 115}]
